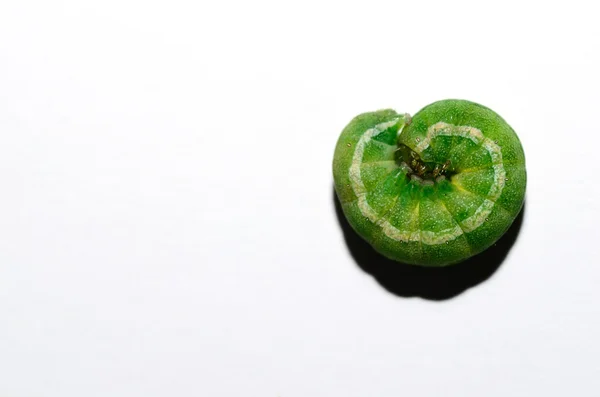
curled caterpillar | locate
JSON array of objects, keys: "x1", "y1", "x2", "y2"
[{"x1": 333, "y1": 99, "x2": 526, "y2": 267}]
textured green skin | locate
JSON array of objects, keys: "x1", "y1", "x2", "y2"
[{"x1": 333, "y1": 99, "x2": 526, "y2": 266}]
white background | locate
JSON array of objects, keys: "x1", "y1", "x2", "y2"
[{"x1": 1, "y1": 1, "x2": 599, "y2": 396}]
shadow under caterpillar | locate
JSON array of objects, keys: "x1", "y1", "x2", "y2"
[{"x1": 333, "y1": 186, "x2": 525, "y2": 300}]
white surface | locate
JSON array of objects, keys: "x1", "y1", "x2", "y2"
[{"x1": 1, "y1": 1, "x2": 599, "y2": 396}]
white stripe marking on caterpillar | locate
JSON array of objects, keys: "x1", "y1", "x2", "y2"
[{"x1": 349, "y1": 119, "x2": 505, "y2": 244}]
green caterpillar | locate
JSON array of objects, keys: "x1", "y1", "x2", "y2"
[{"x1": 333, "y1": 99, "x2": 526, "y2": 267}]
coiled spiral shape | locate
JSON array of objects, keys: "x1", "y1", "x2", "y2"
[{"x1": 333, "y1": 99, "x2": 526, "y2": 266}]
